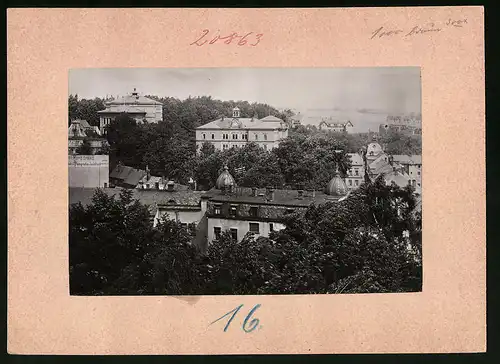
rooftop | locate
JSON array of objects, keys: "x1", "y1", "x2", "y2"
[
  {"x1": 98, "y1": 105, "x2": 148, "y2": 114},
  {"x1": 69, "y1": 187, "x2": 206, "y2": 210},
  {"x1": 204, "y1": 187, "x2": 341, "y2": 207},
  {"x1": 106, "y1": 91, "x2": 162, "y2": 106},
  {"x1": 196, "y1": 116, "x2": 286, "y2": 130},
  {"x1": 110, "y1": 165, "x2": 146, "y2": 186}
]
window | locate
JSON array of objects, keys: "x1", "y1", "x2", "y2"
[
  {"x1": 355, "y1": 169, "x2": 359, "y2": 176},
  {"x1": 417, "y1": 171, "x2": 420, "y2": 176},
  {"x1": 249, "y1": 223, "x2": 260, "y2": 234},
  {"x1": 264, "y1": 134, "x2": 268, "y2": 140},
  {"x1": 214, "y1": 227, "x2": 222, "y2": 240},
  {"x1": 249, "y1": 206, "x2": 258, "y2": 217},
  {"x1": 232, "y1": 134, "x2": 238, "y2": 140},
  {"x1": 230, "y1": 228, "x2": 238, "y2": 241},
  {"x1": 189, "y1": 223, "x2": 196, "y2": 232},
  {"x1": 264, "y1": 145, "x2": 267, "y2": 151},
  {"x1": 348, "y1": 180, "x2": 352, "y2": 186},
  {"x1": 229, "y1": 205, "x2": 237, "y2": 216},
  {"x1": 211, "y1": 133, "x2": 215, "y2": 139},
  {"x1": 103, "y1": 183, "x2": 108, "y2": 188},
  {"x1": 269, "y1": 223, "x2": 274, "y2": 232},
  {"x1": 203, "y1": 133, "x2": 206, "y2": 140},
  {"x1": 155, "y1": 182, "x2": 159, "y2": 189},
  {"x1": 214, "y1": 205, "x2": 221, "y2": 215},
  {"x1": 223, "y1": 134, "x2": 229, "y2": 140},
  {"x1": 223, "y1": 144, "x2": 228, "y2": 150},
  {"x1": 355, "y1": 180, "x2": 359, "y2": 186},
  {"x1": 146, "y1": 184, "x2": 150, "y2": 189},
  {"x1": 255, "y1": 134, "x2": 259, "y2": 140}
]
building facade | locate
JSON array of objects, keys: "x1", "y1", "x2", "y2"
[
  {"x1": 69, "y1": 155, "x2": 109, "y2": 188},
  {"x1": 98, "y1": 88, "x2": 163, "y2": 134},
  {"x1": 195, "y1": 107, "x2": 289, "y2": 152},
  {"x1": 203, "y1": 166, "x2": 348, "y2": 244},
  {"x1": 345, "y1": 153, "x2": 365, "y2": 190},
  {"x1": 379, "y1": 113, "x2": 422, "y2": 135},
  {"x1": 318, "y1": 118, "x2": 354, "y2": 133}
]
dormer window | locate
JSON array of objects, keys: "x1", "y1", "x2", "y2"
[{"x1": 214, "y1": 204, "x2": 221, "y2": 215}]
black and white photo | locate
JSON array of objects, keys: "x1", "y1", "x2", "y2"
[{"x1": 68, "y1": 67, "x2": 422, "y2": 296}]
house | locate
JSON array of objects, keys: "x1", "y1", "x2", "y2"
[
  {"x1": 68, "y1": 120, "x2": 108, "y2": 155},
  {"x1": 203, "y1": 165, "x2": 348, "y2": 244},
  {"x1": 392, "y1": 154, "x2": 422, "y2": 194},
  {"x1": 98, "y1": 88, "x2": 163, "y2": 134},
  {"x1": 379, "y1": 113, "x2": 422, "y2": 135},
  {"x1": 345, "y1": 153, "x2": 365, "y2": 190},
  {"x1": 195, "y1": 107, "x2": 289, "y2": 152},
  {"x1": 318, "y1": 118, "x2": 353, "y2": 133}
]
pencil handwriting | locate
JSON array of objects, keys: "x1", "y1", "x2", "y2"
[{"x1": 370, "y1": 18, "x2": 468, "y2": 40}]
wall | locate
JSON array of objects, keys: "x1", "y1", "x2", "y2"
[
  {"x1": 207, "y1": 217, "x2": 286, "y2": 243},
  {"x1": 154, "y1": 209, "x2": 205, "y2": 227},
  {"x1": 69, "y1": 155, "x2": 109, "y2": 188}
]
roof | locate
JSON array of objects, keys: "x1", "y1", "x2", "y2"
[
  {"x1": 98, "y1": 106, "x2": 148, "y2": 114},
  {"x1": 110, "y1": 165, "x2": 146, "y2": 186},
  {"x1": 69, "y1": 187, "x2": 205, "y2": 210},
  {"x1": 204, "y1": 187, "x2": 341, "y2": 207},
  {"x1": 347, "y1": 153, "x2": 364, "y2": 166},
  {"x1": 72, "y1": 119, "x2": 92, "y2": 128},
  {"x1": 107, "y1": 94, "x2": 162, "y2": 105},
  {"x1": 196, "y1": 116, "x2": 286, "y2": 130},
  {"x1": 260, "y1": 115, "x2": 283, "y2": 122},
  {"x1": 325, "y1": 174, "x2": 349, "y2": 197},
  {"x1": 391, "y1": 154, "x2": 422, "y2": 165},
  {"x1": 383, "y1": 171, "x2": 410, "y2": 188}
]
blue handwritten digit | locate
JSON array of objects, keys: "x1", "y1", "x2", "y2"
[
  {"x1": 242, "y1": 304, "x2": 261, "y2": 333},
  {"x1": 210, "y1": 304, "x2": 243, "y2": 332}
]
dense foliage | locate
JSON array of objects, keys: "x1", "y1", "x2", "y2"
[{"x1": 69, "y1": 179, "x2": 422, "y2": 295}]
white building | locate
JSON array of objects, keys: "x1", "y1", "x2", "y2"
[
  {"x1": 98, "y1": 88, "x2": 163, "y2": 134},
  {"x1": 195, "y1": 107, "x2": 289, "y2": 152}
]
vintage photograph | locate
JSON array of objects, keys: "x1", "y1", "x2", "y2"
[{"x1": 68, "y1": 68, "x2": 422, "y2": 296}]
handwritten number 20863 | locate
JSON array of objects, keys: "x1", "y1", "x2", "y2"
[
  {"x1": 191, "y1": 30, "x2": 263, "y2": 47},
  {"x1": 210, "y1": 304, "x2": 262, "y2": 333}
]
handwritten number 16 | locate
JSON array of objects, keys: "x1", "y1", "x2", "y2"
[{"x1": 210, "y1": 304, "x2": 261, "y2": 333}]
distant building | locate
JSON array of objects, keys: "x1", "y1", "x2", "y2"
[
  {"x1": 68, "y1": 120, "x2": 108, "y2": 155},
  {"x1": 318, "y1": 118, "x2": 353, "y2": 133},
  {"x1": 203, "y1": 165, "x2": 348, "y2": 244},
  {"x1": 391, "y1": 154, "x2": 422, "y2": 192},
  {"x1": 289, "y1": 112, "x2": 303, "y2": 128},
  {"x1": 379, "y1": 113, "x2": 422, "y2": 135},
  {"x1": 98, "y1": 88, "x2": 163, "y2": 134},
  {"x1": 195, "y1": 107, "x2": 289, "y2": 152},
  {"x1": 345, "y1": 153, "x2": 365, "y2": 190}
]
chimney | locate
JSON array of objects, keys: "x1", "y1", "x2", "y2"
[
  {"x1": 297, "y1": 190, "x2": 304, "y2": 200},
  {"x1": 251, "y1": 187, "x2": 257, "y2": 197},
  {"x1": 265, "y1": 187, "x2": 275, "y2": 201}
]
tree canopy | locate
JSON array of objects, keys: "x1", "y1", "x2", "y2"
[{"x1": 69, "y1": 177, "x2": 422, "y2": 295}]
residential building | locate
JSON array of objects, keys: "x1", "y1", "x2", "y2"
[
  {"x1": 345, "y1": 153, "x2": 365, "y2": 190},
  {"x1": 379, "y1": 113, "x2": 422, "y2": 135},
  {"x1": 392, "y1": 154, "x2": 422, "y2": 193},
  {"x1": 98, "y1": 88, "x2": 163, "y2": 134},
  {"x1": 318, "y1": 118, "x2": 354, "y2": 133},
  {"x1": 195, "y1": 107, "x2": 289, "y2": 152},
  {"x1": 204, "y1": 165, "x2": 348, "y2": 244},
  {"x1": 68, "y1": 120, "x2": 108, "y2": 155}
]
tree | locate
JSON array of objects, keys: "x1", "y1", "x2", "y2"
[{"x1": 75, "y1": 139, "x2": 93, "y2": 155}]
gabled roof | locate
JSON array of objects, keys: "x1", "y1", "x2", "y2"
[
  {"x1": 260, "y1": 115, "x2": 283, "y2": 122},
  {"x1": 98, "y1": 106, "x2": 147, "y2": 114},
  {"x1": 110, "y1": 165, "x2": 146, "y2": 186},
  {"x1": 197, "y1": 116, "x2": 285, "y2": 130},
  {"x1": 74, "y1": 119, "x2": 92, "y2": 128},
  {"x1": 347, "y1": 153, "x2": 364, "y2": 166},
  {"x1": 383, "y1": 171, "x2": 410, "y2": 188},
  {"x1": 107, "y1": 94, "x2": 162, "y2": 105}
]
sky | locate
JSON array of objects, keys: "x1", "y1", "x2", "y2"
[{"x1": 69, "y1": 68, "x2": 421, "y2": 133}]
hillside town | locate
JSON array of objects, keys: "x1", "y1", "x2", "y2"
[{"x1": 68, "y1": 76, "x2": 422, "y2": 296}]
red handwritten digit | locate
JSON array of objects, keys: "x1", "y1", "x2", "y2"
[
  {"x1": 209, "y1": 35, "x2": 220, "y2": 44},
  {"x1": 238, "y1": 32, "x2": 253, "y2": 46},
  {"x1": 220, "y1": 32, "x2": 238, "y2": 45},
  {"x1": 250, "y1": 33, "x2": 263, "y2": 46},
  {"x1": 190, "y1": 29, "x2": 210, "y2": 46}
]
